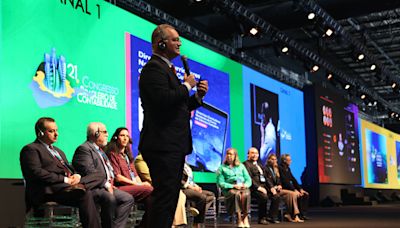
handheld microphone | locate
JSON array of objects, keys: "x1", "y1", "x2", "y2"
[{"x1": 181, "y1": 55, "x2": 191, "y2": 76}]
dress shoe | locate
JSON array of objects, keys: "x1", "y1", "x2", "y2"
[
  {"x1": 237, "y1": 221, "x2": 245, "y2": 228},
  {"x1": 293, "y1": 215, "x2": 304, "y2": 223},
  {"x1": 267, "y1": 218, "x2": 280, "y2": 224},
  {"x1": 300, "y1": 215, "x2": 310, "y2": 220},
  {"x1": 258, "y1": 218, "x2": 269, "y2": 225},
  {"x1": 189, "y1": 207, "x2": 199, "y2": 217},
  {"x1": 283, "y1": 214, "x2": 293, "y2": 222}
]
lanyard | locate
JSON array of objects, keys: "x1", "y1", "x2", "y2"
[
  {"x1": 48, "y1": 145, "x2": 72, "y2": 176},
  {"x1": 123, "y1": 153, "x2": 136, "y2": 181},
  {"x1": 97, "y1": 149, "x2": 115, "y2": 179}
]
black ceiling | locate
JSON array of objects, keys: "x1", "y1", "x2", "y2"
[{"x1": 111, "y1": 0, "x2": 400, "y2": 130}]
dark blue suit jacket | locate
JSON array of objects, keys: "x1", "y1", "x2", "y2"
[
  {"x1": 20, "y1": 140, "x2": 103, "y2": 211},
  {"x1": 138, "y1": 55, "x2": 201, "y2": 155}
]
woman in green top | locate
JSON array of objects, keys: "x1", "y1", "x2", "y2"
[{"x1": 217, "y1": 148, "x2": 252, "y2": 228}]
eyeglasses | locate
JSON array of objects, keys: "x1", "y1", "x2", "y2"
[{"x1": 99, "y1": 130, "x2": 108, "y2": 134}]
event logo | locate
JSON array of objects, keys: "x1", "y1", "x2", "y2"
[
  {"x1": 30, "y1": 48, "x2": 119, "y2": 109},
  {"x1": 30, "y1": 48, "x2": 76, "y2": 108}
]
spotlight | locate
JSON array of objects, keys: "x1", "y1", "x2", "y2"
[
  {"x1": 361, "y1": 94, "x2": 366, "y2": 99},
  {"x1": 249, "y1": 27, "x2": 258, "y2": 35},
  {"x1": 370, "y1": 64, "x2": 376, "y2": 70},
  {"x1": 357, "y1": 53, "x2": 365, "y2": 61},
  {"x1": 281, "y1": 46, "x2": 289, "y2": 53},
  {"x1": 327, "y1": 73, "x2": 333, "y2": 80},
  {"x1": 373, "y1": 101, "x2": 377, "y2": 106},
  {"x1": 307, "y1": 12, "x2": 316, "y2": 20},
  {"x1": 392, "y1": 82, "x2": 397, "y2": 89},
  {"x1": 396, "y1": 113, "x2": 399, "y2": 118},
  {"x1": 391, "y1": 112, "x2": 396, "y2": 118},
  {"x1": 325, "y1": 28, "x2": 334, "y2": 37},
  {"x1": 345, "y1": 84, "x2": 350, "y2": 90},
  {"x1": 311, "y1": 65, "x2": 319, "y2": 72}
]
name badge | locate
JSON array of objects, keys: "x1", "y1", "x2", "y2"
[{"x1": 260, "y1": 175, "x2": 266, "y2": 182}]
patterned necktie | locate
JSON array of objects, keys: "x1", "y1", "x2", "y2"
[
  {"x1": 49, "y1": 145, "x2": 72, "y2": 176},
  {"x1": 97, "y1": 148, "x2": 115, "y2": 179}
]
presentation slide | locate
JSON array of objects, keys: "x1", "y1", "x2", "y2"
[
  {"x1": 1, "y1": 1, "x2": 243, "y2": 182},
  {"x1": 315, "y1": 86, "x2": 361, "y2": 184},
  {"x1": 250, "y1": 84, "x2": 280, "y2": 165},
  {"x1": 365, "y1": 129, "x2": 388, "y2": 184},
  {"x1": 359, "y1": 119, "x2": 400, "y2": 189},
  {"x1": 397, "y1": 140, "x2": 400, "y2": 182},
  {"x1": 126, "y1": 34, "x2": 230, "y2": 173},
  {"x1": 243, "y1": 66, "x2": 306, "y2": 183}
]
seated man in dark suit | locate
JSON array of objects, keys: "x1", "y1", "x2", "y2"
[
  {"x1": 72, "y1": 122, "x2": 134, "y2": 228},
  {"x1": 20, "y1": 117, "x2": 101, "y2": 228},
  {"x1": 279, "y1": 154, "x2": 309, "y2": 220},
  {"x1": 243, "y1": 147, "x2": 279, "y2": 224}
]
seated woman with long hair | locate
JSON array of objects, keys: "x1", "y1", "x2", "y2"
[
  {"x1": 265, "y1": 154, "x2": 303, "y2": 223},
  {"x1": 217, "y1": 148, "x2": 252, "y2": 228},
  {"x1": 105, "y1": 127, "x2": 153, "y2": 227}
]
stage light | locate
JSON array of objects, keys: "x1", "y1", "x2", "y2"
[
  {"x1": 307, "y1": 12, "x2": 316, "y2": 20},
  {"x1": 396, "y1": 113, "x2": 399, "y2": 118},
  {"x1": 325, "y1": 28, "x2": 334, "y2": 37},
  {"x1": 345, "y1": 84, "x2": 350, "y2": 90},
  {"x1": 249, "y1": 27, "x2": 258, "y2": 35},
  {"x1": 357, "y1": 53, "x2": 365, "y2": 61},
  {"x1": 281, "y1": 46, "x2": 289, "y2": 53},
  {"x1": 370, "y1": 64, "x2": 376, "y2": 70},
  {"x1": 373, "y1": 101, "x2": 377, "y2": 106},
  {"x1": 361, "y1": 94, "x2": 366, "y2": 99},
  {"x1": 392, "y1": 82, "x2": 397, "y2": 89},
  {"x1": 327, "y1": 73, "x2": 333, "y2": 80},
  {"x1": 391, "y1": 112, "x2": 396, "y2": 118},
  {"x1": 311, "y1": 65, "x2": 319, "y2": 72}
]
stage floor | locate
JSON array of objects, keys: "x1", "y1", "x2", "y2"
[{"x1": 202, "y1": 204, "x2": 400, "y2": 228}]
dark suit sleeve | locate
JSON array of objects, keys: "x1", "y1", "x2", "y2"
[
  {"x1": 263, "y1": 167, "x2": 274, "y2": 190},
  {"x1": 20, "y1": 145, "x2": 64, "y2": 185},
  {"x1": 181, "y1": 170, "x2": 188, "y2": 189},
  {"x1": 290, "y1": 170, "x2": 302, "y2": 190},
  {"x1": 72, "y1": 145, "x2": 97, "y2": 177},
  {"x1": 80, "y1": 172, "x2": 106, "y2": 190},
  {"x1": 243, "y1": 161, "x2": 259, "y2": 191},
  {"x1": 140, "y1": 62, "x2": 190, "y2": 109},
  {"x1": 188, "y1": 94, "x2": 202, "y2": 111}
]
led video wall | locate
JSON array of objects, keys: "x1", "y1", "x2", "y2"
[
  {"x1": 360, "y1": 119, "x2": 400, "y2": 189},
  {"x1": 0, "y1": 0, "x2": 243, "y2": 182},
  {"x1": 243, "y1": 66, "x2": 306, "y2": 183},
  {"x1": 315, "y1": 86, "x2": 361, "y2": 184}
]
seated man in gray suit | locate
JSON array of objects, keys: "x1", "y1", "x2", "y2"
[{"x1": 72, "y1": 122, "x2": 134, "y2": 228}]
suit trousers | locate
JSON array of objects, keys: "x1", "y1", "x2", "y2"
[
  {"x1": 45, "y1": 189, "x2": 101, "y2": 228},
  {"x1": 91, "y1": 188, "x2": 134, "y2": 228},
  {"x1": 298, "y1": 193, "x2": 309, "y2": 215},
  {"x1": 182, "y1": 188, "x2": 214, "y2": 223},
  {"x1": 142, "y1": 150, "x2": 185, "y2": 228}
]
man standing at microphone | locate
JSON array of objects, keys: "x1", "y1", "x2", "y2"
[{"x1": 139, "y1": 24, "x2": 209, "y2": 228}]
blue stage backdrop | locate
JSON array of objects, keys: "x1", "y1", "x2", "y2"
[
  {"x1": 127, "y1": 34, "x2": 230, "y2": 173},
  {"x1": 242, "y1": 66, "x2": 306, "y2": 183}
]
